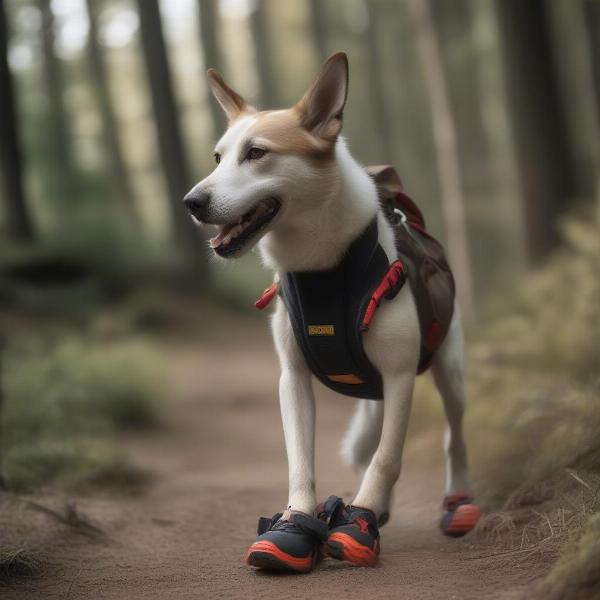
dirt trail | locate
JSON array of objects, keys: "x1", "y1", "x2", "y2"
[{"x1": 2, "y1": 321, "x2": 549, "y2": 600}]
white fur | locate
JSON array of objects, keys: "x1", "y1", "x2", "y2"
[{"x1": 190, "y1": 124, "x2": 471, "y2": 522}]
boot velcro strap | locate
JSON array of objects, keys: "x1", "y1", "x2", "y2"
[
  {"x1": 256, "y1": 511, "x2": 327, "y2": 540},
  {"x1": 316, "y1": 495, "x2": 345, "y2": 526},
  {"x1": 257, "y1": 512, "x2": 282, "y2": 535},
  {"x1": 347, "y1": 505, "x2": 379, "y2": 527},
  {"x1": 291, "y1": 512, "x2": 328, "y2": 541},
  {"x1": 257, "y1": 516, "x2": 273, "y2": 535}
]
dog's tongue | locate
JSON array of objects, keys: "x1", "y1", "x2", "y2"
[{"x1": 209, "y1": 222, "x2": 242, "y2": 248}]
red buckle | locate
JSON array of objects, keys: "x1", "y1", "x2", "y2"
[
  {"x1": 360, "y1": 260, "x2": 406, "y2": 331},
  {"x1": 255, "y1": 282, "x2": 279, "y2": 310}
]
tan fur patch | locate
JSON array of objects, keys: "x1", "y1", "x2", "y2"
[{"x1": 243, "y1": 109, "x2": 335, "y2": 164}]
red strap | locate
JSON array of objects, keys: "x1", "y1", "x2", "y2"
[
  {"x1": 255, "y1": 282, "x2": 279, "y2": 310},
  {"x1": 425, "y1": 319, "x2": 443, "y2": 349},
  {"x1": 361, "y1": 260, "x2": 406, "y2": 331}
]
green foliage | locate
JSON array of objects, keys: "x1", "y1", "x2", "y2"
[
  {"x1": 1, "y1": 337, "x2": 162, "y2": 492},
  {"x1": 0, "y1": 231, "x2": 186, "y2": 321},
  {"x1": 482, "y1": 200, "x2": 600, "y2": 379}
]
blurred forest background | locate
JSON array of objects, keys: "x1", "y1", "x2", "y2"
[
  {"x1": 2, "y1": 0, "x2": 599, "y2": 302},
  {"x1": 0, "y1": 0, "x2": 599, "y2": 598}
]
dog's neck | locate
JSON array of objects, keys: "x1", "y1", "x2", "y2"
[{"x1": 259, "y1": 139, "x2": 379, "y2": 273}]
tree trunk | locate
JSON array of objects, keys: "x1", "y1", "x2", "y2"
[
  {"x1": 0, "y1": 0, "x2": 33, "y2": 241},
  {"x1": 0, "y1": 334, "x2": 5, "y2": 490},
  {"x1": 408, "y1": 0, "x2": 476, "y2": 323},
  {"x1": 197, "y1": 0, "x2": 226, "y2": 135},
  {"x1": 494, "y1": 0, "x2": 578, "y2": 263},
  {"x1": 136, "y1": 0, "x2": 207, "y2": 273},
  {"x1": 249, "y1": 0, "x2": 279, "y2": 108},
  {"x1": 431, "y1": 0, "x2": 493, "y2": 192},
  {"x1": 585, "y1": 0, "x2": 600, "y2": 120},
  {"x1": 307, "y1": 0, "x2": 328, "y2": 63},
  {"x1": 85, "y1": 0, "x2": 138, "y2": 220},
  {"x1": 547, "y1": 0, "x2": 600, "y2": 198},
  {"x1": 38, "y1": 0, "x2": 75, "y2": 195},
  {"x1": 363, "y1": 0, "x2": 395, "y2": 164}
]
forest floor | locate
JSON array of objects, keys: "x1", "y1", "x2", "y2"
[{"x1": 0, "y1": 313, "x2": 554, "y2": 600}]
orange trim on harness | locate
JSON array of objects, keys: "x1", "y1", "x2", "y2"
[
  {"x1": 328, "y1": 374, "x2": 364, "y2": 385},
  {"x1": 360, "y1": 260, "x2": 406, "y2": 331}
]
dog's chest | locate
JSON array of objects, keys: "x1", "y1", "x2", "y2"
[{"x1": 280, "y1": 220, "x2": 391, "y2": 400}]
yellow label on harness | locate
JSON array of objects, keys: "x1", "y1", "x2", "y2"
[{"x1": 308, "y1": 325, "x2": 335, "y2": 336}]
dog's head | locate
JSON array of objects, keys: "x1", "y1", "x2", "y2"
[{"x1": 184, "y1": 53, "x2": 349, "y2": 258}]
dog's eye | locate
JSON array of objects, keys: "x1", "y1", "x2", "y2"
[
  {"x1": 214, "y1": 153, "x2": 221, "y2": 164},
  {"x1": 246, "y1": 147, "x2": 267, "y2": 161}
]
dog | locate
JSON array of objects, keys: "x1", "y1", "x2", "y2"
[{"x1": 184, "y1": 52, "x2": 481, "y2": 572}]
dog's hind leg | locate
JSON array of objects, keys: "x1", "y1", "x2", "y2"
[
  {"x1": 341, "y1": 400, "x2": 384, "y2": 476},
  {"x1": 431, "y1": 304, "x2": 482, "y2": 536},
  {"x1": 430, "y1": 305, "x2": 470, "y2": 494}
]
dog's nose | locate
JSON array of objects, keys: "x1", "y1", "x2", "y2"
[{"x1": 183, "y1": 190, "x2": 211, "y2": 220}]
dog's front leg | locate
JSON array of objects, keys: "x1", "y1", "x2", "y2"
[
  {"x1": 351, "y1": 369, "x2": 415, "y2": 520},
  {"x1": 244, "y1": 303, "x2": 323, "y2": 572},
  {"x1": 279, "y1": 366, "x2": 316, "y2": 514},
  {"x1": 272, "y1": 300, "x2": 316, "y2": 515}
]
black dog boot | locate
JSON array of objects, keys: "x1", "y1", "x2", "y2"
[
  {"x1": 245, "y1": 509, "x2": 328, "y2": 572},
  {"x1": 317, "y1": 496, "x2": 380, "y2": 567},
  {"x1": 440, "y1": 491, "x2": 482, "y2": 537}
]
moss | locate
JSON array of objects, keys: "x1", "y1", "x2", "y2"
[{"x1": 1, "y1": 338, "x2": 162, "y2": 492}]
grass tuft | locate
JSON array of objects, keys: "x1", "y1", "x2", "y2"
[
  {"x1": 0, "y1": 548, "x2": 39, "y2": 581},
  {"x1": 540, "y1": 512, "x2": 600, "y2": 600},
  {"x1": 468, "y1": 192, "x2": 600, "y2": 595}
]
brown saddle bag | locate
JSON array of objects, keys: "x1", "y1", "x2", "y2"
[{"x1": 367, "y1": 165, "x2": 456, "y2": 372}]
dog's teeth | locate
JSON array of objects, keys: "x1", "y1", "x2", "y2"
[{"x1": 223, "y1": 228, "x2": 240, "y2": 246}]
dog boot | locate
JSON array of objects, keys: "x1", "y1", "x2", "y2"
[
  {"x1": 245, "y1": 508, "x2": 328, "y2": 572},
  {"x1": 440, "y1": 491, "x2": 482, "y2": 537},
  {"x1": 319, "y1": 498, "x2": 380, "y2": 567}
]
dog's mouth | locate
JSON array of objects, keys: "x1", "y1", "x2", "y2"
[{"x1": 209, "y1": 197, "x2": 281, "y2": 257}]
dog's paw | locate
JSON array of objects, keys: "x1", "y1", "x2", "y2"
[{"x1": 440, "y1": 492, "x2": 482, "y2": 537}]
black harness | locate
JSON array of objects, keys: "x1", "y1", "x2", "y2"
[
  {"x1": 279, "y1": 219, "x2": 402, "y2": 400},
  {"x1": 256, "y1": 168, "x2": 456, "y2": 400}
]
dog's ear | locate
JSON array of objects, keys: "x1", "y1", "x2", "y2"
[
  {"x1": 295, "y1": 52, "x2": 348, "y2": 140},
  {"x1": 207, "y1": 69, "x2": 255, "y2": 122}
]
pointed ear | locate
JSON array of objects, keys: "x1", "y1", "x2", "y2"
[
  {"x1": 207, "y1": 69, "x2": 255, "y2": 122},
  {"x1": 295, "y1": 52, "x2": 348, "y2": 140}
]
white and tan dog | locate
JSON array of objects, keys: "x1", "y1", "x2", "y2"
[{"x1": 184, "y1": 53, "x2": 480, "y2": 571}]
